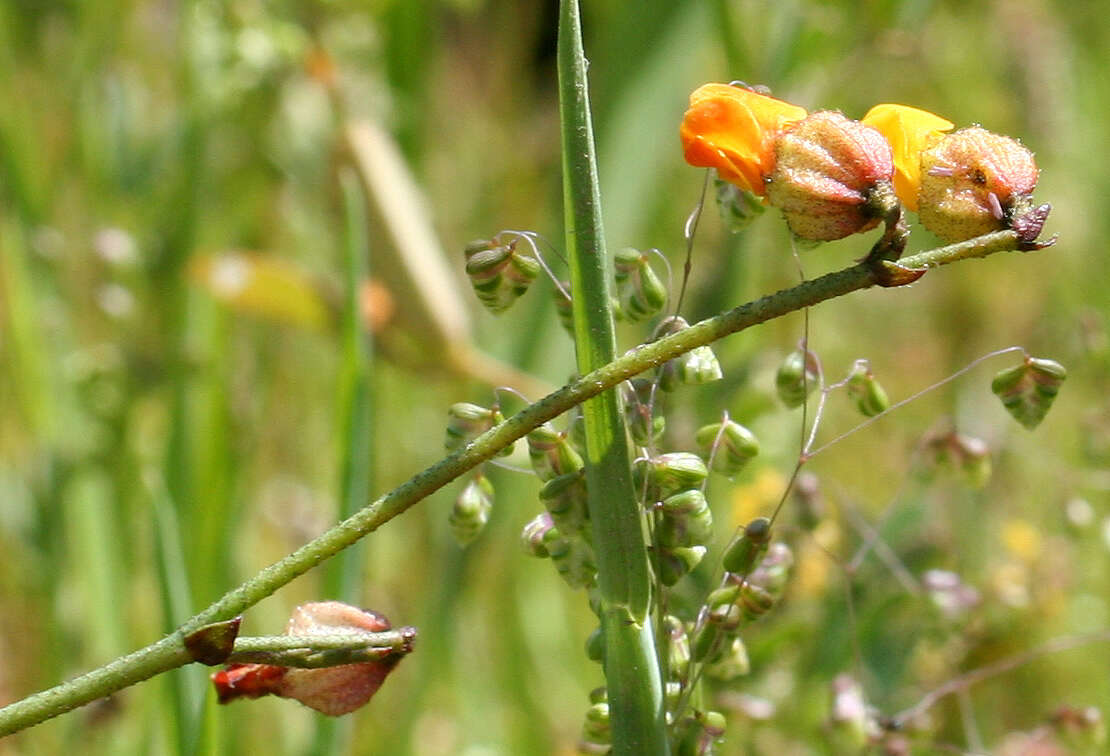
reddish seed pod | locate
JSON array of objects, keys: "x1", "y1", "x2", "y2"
[
  {"x1": 211, "y1": 602, "x2": 413, "y2": 716},
  {"x1": 766, "y1": 111, "x2": 895, "y2": 241}
]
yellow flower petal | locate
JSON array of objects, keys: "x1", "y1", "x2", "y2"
[
  {"x1": 681, "y1": 83, "x2": 807, "y2": 196},
  {"x1": 861, "y1": 104, "x2": 953, "y2": 210}
]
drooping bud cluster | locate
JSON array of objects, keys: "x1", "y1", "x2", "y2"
[
  {"x1": 991, "y1": 355, "x2": 1066, "y2": 429},
  {"x1": 464, "y1": 236, "x2": 541, "y2": 313},
  {"x1": 691, "y1": 535, "x2": 793, "y2": 684},
  {"x1": 635, "y1": 451, "x2": 711, "y2": 586},
  {"x1": 613, "y1": 247, "x2": 668, "y2": 322},
  {"x1": 695, "y1": 416, "x2": 760, "y2": 477},
  {"x1": 211, "y1": 602, "x2": 415, "y2": 716}
]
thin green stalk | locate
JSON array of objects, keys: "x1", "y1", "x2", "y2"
[
  {"x1": 0, "y1": 230, "x2": 1043, "y2": 737},
  {"x1": 557, "y1": 1, "x2": 667, "y2": 753},
  {"x1": 312, "y1": 167, "x2": 374, "y2": 756}
]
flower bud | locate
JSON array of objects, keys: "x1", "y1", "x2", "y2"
[
  {"x1": 449, "y1": 473, "x2": 494, "y2": 546},
  {"x1": 775, "y1": 348, "x2": 819, "y2": 408},
  {"x1": 673, "y1": 710, "x2": 727, "y2": 755},
  {"x1": 846, "y1": 359, "x2": 890, "y2": 417},
  {"x1": 613, "y1": 247, "x2": 667, "y2": 322},
  {"x1": 680, "y1": 83, "x2": 808, "y2": 195},
  {"x1": 657, "y1": 489, "x2": 714, "y2": 548},
  {"x1": 445, "y1": 402, "x2": 513, "y2": 456},
  {"x1": 722, "y1": 517, "x2": 772, "y2": 576},
  {"x1": 464, "y1": 238, "x2": 540, "y2": 313},
  {"x1": 765, "y1": 111, "x2": 895, "y2": 241},
  {"x1": 212, "y1": 602, "x2": 413, "y2": 717},
  {"x1": 991, "y1": 355, "x2": 1067, "y2": 430},
  {"x1": 527, "y1": 423, "x2": 584, "y2": 481},
  {"x1": 695, "y1": 419, "x2": 760, "y2": 477}
]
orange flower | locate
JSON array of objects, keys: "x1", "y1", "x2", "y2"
[
  {"x1": 680, "y1": 83, "x2": 807, "y2": 195},
  {"x1": 861, "y1": 104, "x2": 954, "y2": 211}
]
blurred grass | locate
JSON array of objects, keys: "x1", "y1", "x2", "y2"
[{"x1": 0, "y1": 0, "x2": 1107, "y2": 754}]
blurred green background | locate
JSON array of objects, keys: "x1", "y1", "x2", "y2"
[{"x1": 0, "y1": 0, "x2": 1107, "y2": 754}]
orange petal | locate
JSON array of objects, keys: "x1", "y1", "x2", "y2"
[
  {"x1": 681, "y1": 83, "x2": 807, "y2": 195},
  {"x1": 861, "y1": 104, "x2": 953, "y2": 211}
]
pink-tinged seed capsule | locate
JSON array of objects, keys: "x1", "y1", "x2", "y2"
[
  {"x1": 918, "y1": 126, "x2": 1038, "y2": 242},
  {"x1": 766, "y1": 111, "x2": 896, "y2": 241}
]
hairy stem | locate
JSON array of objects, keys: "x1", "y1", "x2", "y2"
[{"x1": 0, "y1": 230, "x2": 1042, "y2": 737}]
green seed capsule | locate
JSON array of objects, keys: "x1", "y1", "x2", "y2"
[
  {"x1": 775, "y1": 348, "x2": 819, "y2": 408},
  {"x1": 464, "y1": 239, "x2": 540, "y2": 313},
  {"x1": 846, "y1": 360, "x2": 890, "y2": 417},
  {"x1": 722, "y1": 517, "x2": 772, "y2": 575},
  {"x1": 542, "y1": 526, "x2": 597, "y2": 589},
  {"x1": 991, "y1": 356, "x2": 1067, "y2": 430},
  {"x1": 445, "y1": 402, "x2": 513, "y2": 456},
  {"x1": 581, "y1": 702, "x2": 611, "y2": 745},
  {"x1": 527, "y1": 423, "x2": 584, "y2": 481},
  {"x1": 657, "y1": 545, "x2": 707, "y2": 586},
  {"x1": 539, "y1": 470, "x2": 590, "y2": 537},
  {"x1": 613, "y1": 247, "x2": 668, "y2": 322},
  {"x1": 657, "y1": 490, "x2": 714, "y2": 548},
  {"x1": 635, "y1": 452, "x2": 708, "y2": 502},
  {"x1": 653, "y1": 316, "x2": 723, "y2": 391},
  {"x1": 663, "y1": 615, "x2": 691, "y2": 681},
  {"x1": 585, "y1": 625, "x2": 605, "y2": 663},
  {"x1": 695, "y1": 419, "x2": 760, "y2": 477},
  {"x1": 704, "y1": 635, "x2": 750, "y2": 680},
  {"x1": 449, "y1": 473, "x2": 494, "y2": 546},
  {"x1": 691, "y1": 620, "x2": 722, "y2": 662},
  {"x1": 737, "y1": 582, "x2": 775, "y2": 621}
]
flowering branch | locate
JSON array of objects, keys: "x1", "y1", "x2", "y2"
[{"x1": 0, "y1": 228, "x2": 1050, "y2": 737}]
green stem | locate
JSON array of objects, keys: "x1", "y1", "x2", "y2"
[
  {"x1": 557, "y1": 1, "x2": 667, "y2": 752},
  {"x1": 0, "y1": 230, "x2": 1040, "y2": 737}
]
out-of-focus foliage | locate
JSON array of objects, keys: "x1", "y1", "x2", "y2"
[{"x1": 0, "y1": 1, "x2": 1107, "y2": 754}]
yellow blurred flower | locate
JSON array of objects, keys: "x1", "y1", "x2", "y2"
[
  {"x1": 861, "y1": 104, "x2": 954, "y2": 211},
  {"x1": 1001, "y1": 517, "x2": 1043, "y2": 563},
  {"x1": 680, "y1": 83, "x2": 807, "y2": 196}
]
